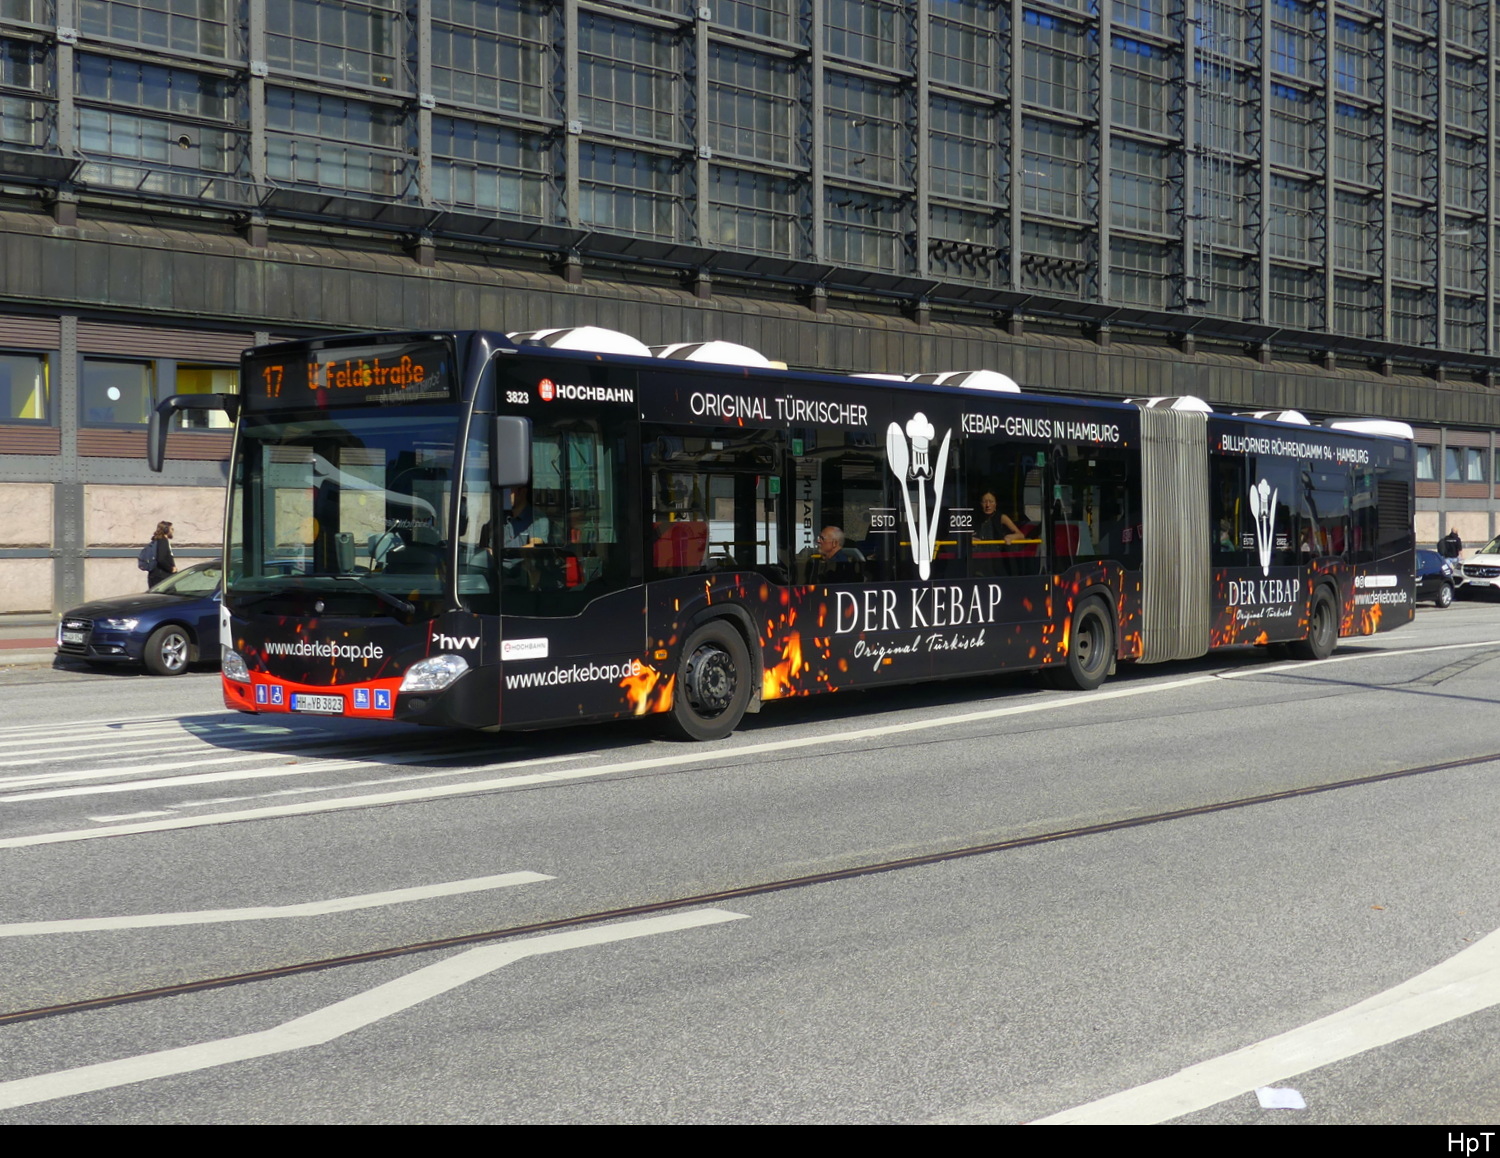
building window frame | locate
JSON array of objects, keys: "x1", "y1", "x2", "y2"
[
  {"x1": 80, "y1": 357, "x2": 155, "y2": 429},
  {"x1": 0, "y1": 349, "x2": 50, "y2": 424}
]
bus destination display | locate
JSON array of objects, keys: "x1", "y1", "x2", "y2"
[{"x1": 244, "y1": 341, "x2": 455, "y2": 410}]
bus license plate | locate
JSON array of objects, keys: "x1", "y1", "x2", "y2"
[{"x1": 291, "y1": 694, "x2": 344, "y2": 715}]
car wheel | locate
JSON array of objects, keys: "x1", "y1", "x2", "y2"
[
  {"x1": 663, "y1": 621, "x2": 753, "y2": 742},
  {"x1": 1436, "y1": 582, "x2": 1454, "y2": 609},
  {"x1": 143, "y1": 625, "x2": 191, "y2": 676}
]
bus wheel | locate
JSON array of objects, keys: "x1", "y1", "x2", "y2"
[
  {"x1": 1291, "y1": 589, "x2": 1337, "y2": 661},
  {"x1": 666, "y1": 621, "x2": 753, "y2": 742},
  {"x1": 1048, "y1": 598, "x2": 1114, "y2": 691}
]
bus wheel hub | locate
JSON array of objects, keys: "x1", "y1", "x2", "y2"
[{"x1": 685, "y1": 645, "x2": 735, "y2": 716}]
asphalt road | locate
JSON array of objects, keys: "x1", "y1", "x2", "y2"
[{"x1": 1, "y1": 601, "x2": 1498, "y2": 1124}]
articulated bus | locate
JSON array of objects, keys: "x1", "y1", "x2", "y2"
[{"x1": 149, "y1": 329, "x2": 1416, "y2": 741}]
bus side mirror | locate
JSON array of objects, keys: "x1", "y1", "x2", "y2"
[
  {"x1": 148, "y1": 393, "x2": 242, "y2": 472},
  {"x1": 491, "y1": 415, "x2": 531, "y2": 488}
]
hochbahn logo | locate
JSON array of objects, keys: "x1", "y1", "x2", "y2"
[{"x1": 537, "y1": 378, "x2": 635, "y2": 404}]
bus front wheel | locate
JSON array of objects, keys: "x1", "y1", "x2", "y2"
[
  {"x1": 665, "y1": 621, "x2": 753, "y2": 742},
  {"x1": 1290, "y1": 589, "x2": 1337, "y2": 661},
  {"x1": 1046, "y1": 597, "x2": 1114, "y2": 691}
]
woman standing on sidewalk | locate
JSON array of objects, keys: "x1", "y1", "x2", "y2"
[{"x1": 147, "y1": 520, "x2": 176, "y2": 589}]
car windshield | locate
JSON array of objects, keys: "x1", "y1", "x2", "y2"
[
  {"x1": 152, "y1": 563, "x2": 222, "y2": 596},
  {"x1": 225, "y1": 406, "x2": 460, "y2": 620},
  {"x1": 1476, "y1": 536, "x2": 1500, "y2": 556}
]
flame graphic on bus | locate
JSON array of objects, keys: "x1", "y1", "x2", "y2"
[
  {"x1": 620, "y1": 664, "x2": 674, "y2": 716},
  {"x1": 885, "y1": 412, "x2": 953, "y2": 581}
]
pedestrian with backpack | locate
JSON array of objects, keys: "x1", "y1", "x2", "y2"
[{"x1": 140, "y1": 520, "x2": 176, "y2": 589}]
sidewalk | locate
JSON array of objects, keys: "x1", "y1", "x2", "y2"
[{"x1": 0, "y1": 613, "x2": 60, "y2": 667}]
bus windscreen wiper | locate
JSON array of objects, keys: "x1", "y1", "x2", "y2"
[{"x1": 330, "y1": 575, "x2": 415, "y2": 617}]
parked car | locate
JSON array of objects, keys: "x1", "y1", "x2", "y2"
[
  {"x1": 1456, "y1": 535, "x2": 1500, "y2": 599},
  {"x1": 56, "y1": 561, "x2": 222, "y2": 675},
  {"x1": 1415, "y1": 548, "x2": 1456, "y2": 608}
]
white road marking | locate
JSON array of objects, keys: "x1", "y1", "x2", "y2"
[
  {"x1": 87, "y1": 811, "x2": 174, "y2": 823},
  {"x1": 3, "y1": 637, "x2": 1497, "y2": 850},
  {"x1": 0, "y1": 713, "x2": 201, "y2": 734},
  {"x1": 0, "y1": 749, "x2": 586, "y2": 802},
  {"x1": 0, "y1": 907, "x2": 747, "y2": 1111},
  {"x1": 167, "y1": 760, "x2": 585, "y2": 809},
  {"x1": 0, "y1": 748, "x2": 322, "y2": 791},
  {"x1": 0, "y1": 724, "x2": 189, "y2": 755},
  {"x1": 0, "y1": 872, "x2": 552, "y2": 936},
  {"x1": 1031, "y1": 924, "x2": 1500, "y2": 1124},
  {"x1": 0, "y1": 731, "x2": 356, "y2": 770}
]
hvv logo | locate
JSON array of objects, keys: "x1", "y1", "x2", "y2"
[{"x1": 433, "y1": 632, "x2": 479, "y2": 650}]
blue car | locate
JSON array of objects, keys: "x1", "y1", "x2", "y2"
[
  {"x1": 56, "y1": 561, "x2": 222, "y2": 675},
  {"x1": 1415, "y1": 548, "x2": 1456, "y2": 609}
]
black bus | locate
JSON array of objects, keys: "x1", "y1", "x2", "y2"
[{"x1": 150, "y1": 328, "x2": 1416, "y2": 741}]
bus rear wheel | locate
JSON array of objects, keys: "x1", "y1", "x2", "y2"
[
  {"x1": 1290, "y1": 589, "x2": 1337, "y2": 661},
  {"x1": 1046, "y1": 597, "x2": 1114, "y2": 691},
  {"x1": 665, "y1": 621, "x2": 753, "y2": 742}
]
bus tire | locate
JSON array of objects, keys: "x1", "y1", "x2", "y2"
[
  {"x1": 665, "y1": 621, "x2": 753, "y2": 742},
  {"x1": 1290, "y1": 589, "x2": 1337, "y2": 661},
  {"x1": 1047, "y1": 597, "x2": 1114, "y2": 691}
]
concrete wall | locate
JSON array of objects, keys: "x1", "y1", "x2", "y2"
[
  {"x1": 83, "y1": 484, "x2": 223, "y2": 548},
  {"x1": 0, "y1": 482, "x2": 52, "y2": 612},
  {"x1": 0, "y1": 483, "x2": 226, "y2": 610},
  {"x1": 82, "y1": 484, "x2": 224, "y2": 601},
  {"x1": 0, "y1": 482, "x2": 50, "y2": 545},
  {"x1": 1445, "y1": 511, "x2": 1493, "y2": 557},
  {"x1": 0, "y1": 558, "x2": 52, "y2": 613}
]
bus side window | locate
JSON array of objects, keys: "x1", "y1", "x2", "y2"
[
  {"x1": 964, "y1": 442, "x2": 1049, "y2": 578},
  {"x1": 1048, "y1": 444, "x2": 1137, "y2": 568},
  {"x1": 502, "y1": 415, "x2": 634, "y2": 615},
  {"x1": 1211, "y1": 454, "x2": 1248, "y2": 564},
  {"x1": 793, "y1": 427, "x2": 882, "y2": 583},
  {"x1": 1302, "y1": 464, "x2": 1352, "y2": 562},
  {"x1": 645, "y1": 426, "x2": 783, "y2": 583}
]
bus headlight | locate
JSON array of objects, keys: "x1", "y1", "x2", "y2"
[
  {"x1": 222, "y1": 648, "x2": 251, "y2": 683},
  {"x1": 400, "y1": 654, "x2": 469, "y2": 693}
]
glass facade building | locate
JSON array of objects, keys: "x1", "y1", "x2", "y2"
[{"x1": 3, "y1": 0, "x2": 1500, "y2": 609}]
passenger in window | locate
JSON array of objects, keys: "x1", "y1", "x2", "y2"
[
  {"x1": 803, "y1": 526, "x2": 863, "y2": 583},
  {"x1": 976, "y1": 491, "x2": 1025, "y2": 542}
]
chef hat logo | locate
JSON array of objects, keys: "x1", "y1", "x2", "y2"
[{"x1": 905, "y1": 412, "x2": 935, "y2": 478}]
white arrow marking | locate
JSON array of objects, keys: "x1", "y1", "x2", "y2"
[
  {"x1": 0, "y1": 908, "x2": 747, "y2": 1110},
  {"x1": 0, "y1": 872, "x2": 553, "y2": 936}
]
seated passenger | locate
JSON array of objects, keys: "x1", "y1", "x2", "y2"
[{"x1": 803, "y1": 526, "x2": 863, "y2": 583}]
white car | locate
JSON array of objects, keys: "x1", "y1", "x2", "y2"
[{"x1": 1458, "y1": 536, "x2": 1500, "y2": 596}]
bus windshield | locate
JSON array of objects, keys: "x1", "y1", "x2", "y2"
[{"x1": 226, "y1": 406, "x2": 463, "y2": 620}]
